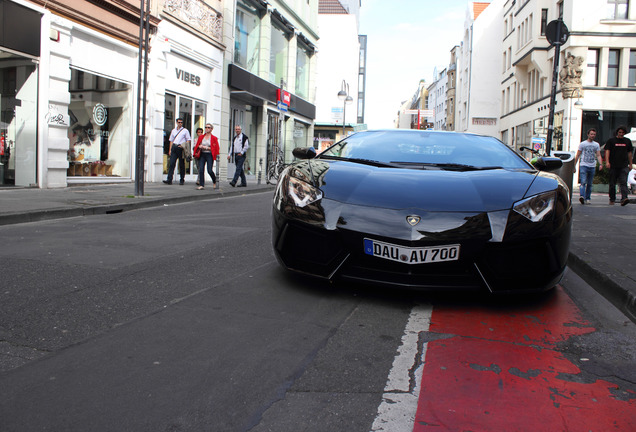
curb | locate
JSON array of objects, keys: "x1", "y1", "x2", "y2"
[
  {"x1": 568, "y1": 252, "x2": 636, "y2": 323},
  {"x1": 0, "y1": 187, "x2": 274, "y2": 226}
]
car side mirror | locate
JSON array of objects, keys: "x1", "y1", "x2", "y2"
[
  {"x1": 292, "y1": 146, "x2": 317, "y2": 160},
  {"x1": 531, "y1": 156, "x2": 563, "y2": 172}
]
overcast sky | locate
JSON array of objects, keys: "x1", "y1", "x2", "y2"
[{"x1": 358, "y1": 0, "x2": 470, "y2": 129}]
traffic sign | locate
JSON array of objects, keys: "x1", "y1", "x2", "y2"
[{"x1": 545, "y1": 20, "x2": 569, "y2": 46}]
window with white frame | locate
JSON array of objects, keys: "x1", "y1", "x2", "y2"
[
  {"x1": 585, "y1": 49, "x2": 599, "y2": 86},
  {"x1": 540, "y1": 9, "x2": 548, "y2": 35},
  {"x1": 606, "y1": 0, "x2": 629, "y2": 19},
  {"x1": 235, "y1": 0, "x2": 261, "y2": 74},
  {"x1": 629, "y1": 49, "x2": 636, "y2": 86},
  {"x1": 295, "y1": 40, "x2": 311, "y2": 99},
  {"x1": 608, "y1": 49, "x2": 621, "y2": 86},
  {"x1": 270, "y1": 22, "x2": 289, "y2": 85}
]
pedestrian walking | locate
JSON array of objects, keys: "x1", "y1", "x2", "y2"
[
  {"x1": 228, "y1": 125, "x2": 249, "y2": 187},
  {"x1": 193, "y1": 123, "x2": 219, "y2": 190},
  {"x1": 604, "y1": 126, "x2": 633, "y2": 206},
  {"x1": 574, "y1": 128, "x2": 603, "y2": 205},
  {"x1": 164, "y1": 118, "x2": 192, "y2": 185},
  {"x1": 195, "y1": 127, "x2": 203, "y2": 186},
  {"x1": 628, "y1": 164, "x2": 636, "y2": 194}
]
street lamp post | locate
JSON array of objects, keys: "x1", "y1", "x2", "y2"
[{"x1": 337, "y1": 80, "x2": 353, "y2": 137}]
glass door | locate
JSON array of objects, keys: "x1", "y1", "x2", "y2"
[
  {"x1": 163, "y1": 93, "x2": 207, "y2": 179},
  {"x1": 0, "y1": 52, "x2": 38, "y2": 186}
]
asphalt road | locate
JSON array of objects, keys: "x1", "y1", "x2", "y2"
[{"x1": 1, "y1": 191, "x2": 634, "y2": 431}]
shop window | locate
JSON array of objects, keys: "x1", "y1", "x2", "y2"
[
  {"x1": 295, "y1": 41, "x2": 311, "y2": 99},
  {"x1": 293, "y1": 121, "x2": 308, "y2": 148},
  {"x1": 67, "y1": 68, "x2": 132, "y2": 178},
  {"x1": 235, "y1": 0, "x2": 261, "y2": 74},
  {"x1": 270, "y1": 23, "x2": 289, "y2": 85}
]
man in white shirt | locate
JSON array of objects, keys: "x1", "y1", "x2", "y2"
[
  {"x1": 164, "y1": 118, "x2": 192, "y2": 185},
  {"x1": 574, "y1": 128, "x2": 603, "y2": 205},
  {"x1": 228, "y1": 125, "x2": 249, "y2": 187}
]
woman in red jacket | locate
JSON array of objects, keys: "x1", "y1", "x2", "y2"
[{"x1": 193, "y1": 123, "x2": 219, "y2": 189}]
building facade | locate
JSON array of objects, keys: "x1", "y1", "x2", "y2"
[
  {"x1": 427, "y1": 67, "x2": 449, "y2": 130},
  {"x1": 0, "y1": 0, "x2": 161, "y2": 188},
  {"x1": 1, "y1": 0, "x2": 319, "y2": 189},
  {"x1": 313, "y1": 0, "x2": 366, "y2": 149},
  {"x1": 499, "y1": 0, "x2": 636, "y2": 157},
  {"x1": 454, "y1": 1, "x2": 502, "y2": 136},
  {"x1": 225, "y1": 0, "x2": 318, "y2": 183}
]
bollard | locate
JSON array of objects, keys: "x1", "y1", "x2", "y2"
[{"x1": 215, "y1": 155, "x2": 220, "y2": 189}]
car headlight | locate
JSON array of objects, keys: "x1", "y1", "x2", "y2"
[
  {"x1": 286, "y1": 176, "x2": 323, "y2": 208},
  {"x1": 513, "y1": 191, "x2": 555, "y2": 222}
]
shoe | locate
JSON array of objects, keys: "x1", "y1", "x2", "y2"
[
  {"x1": 179, "y1": 180, "x2": 184, "y2": 185},
  {"x1": 237, "y1": 184, "x2": 247, "y2": 187},
  {"x1": 196, "y1": 180, "x2": 200, "y2": 185},
  {"x1": 579, "y1": 197, "x2": 585, "y2": 205},
  {"x1": 621, "y1": 198, "x2": 629, "y2": 206},
  {"x1": 230, "y1": 181, "x2": 236, "y2": 187},
  {"x1": 213, "y1": 183, "x2": 217, "y2": 189},
  {"x1": 163, "y1": 180, "x2": 172, "y2": 185},
  {"x1": 586, "y1": 199, "x2": 591, "y2": 204},
  {"x1": 197, "y1": 186, "x2": 204, "y2": 190},
  {"x1": 609, "y1": 200, "x2": 615, "y2": 205}
]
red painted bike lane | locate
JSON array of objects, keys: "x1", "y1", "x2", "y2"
[{"x1": 413, "y1": 287, "x2": 635, "y2": 431}]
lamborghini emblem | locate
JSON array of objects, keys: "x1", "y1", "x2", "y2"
[{"x1": 406, "y1": 215, "x2": 421, "y2": 226}]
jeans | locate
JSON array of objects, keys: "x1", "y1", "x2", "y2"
[
  {"x1": 578, "y1": 165, "x2": 596, "y2": 200},
  {"x1": 166, "y1": 144, "x2": 185, "y2": 182},
  {"x1": 198, "y1": 152, "x2": 216, "y2": 186},
  {"x1": 232, "y1": 153, "x2": 247, "y2": 186},
  {"x1": 609, "y1": 166, "x2": 629, "y2": 202}
]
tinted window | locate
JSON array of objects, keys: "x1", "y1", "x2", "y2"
[{"x1": 320, "y1": 131, "x2": 532, "y2": 170}]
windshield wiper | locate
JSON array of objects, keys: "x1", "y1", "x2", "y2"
[
  {"x1": 390, "y1": 162, "x2": 504, "y2": 171},
  {"x1": 320, "y1": 155, "x2": 399, "y2": 167}
]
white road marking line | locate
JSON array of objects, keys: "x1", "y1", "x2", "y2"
[{"x1": 370, "y1": 304, "x2": 433, "y2": 432}]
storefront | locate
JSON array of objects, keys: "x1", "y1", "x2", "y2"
[
  {"x1": 66, "y1": 68, "x2": 133, "y2": 179},
  {"x1": 227, "y1": 64, "x2": 315, "y2": 182},
  {"x1": 163, "y1": 52, "x2": 214, "y2": 182},
  {"x1": 156, "y1": 20, "x2": 223, "y2": 184},
  {"x1": 0, "y1": 0, "x2": 41, "y2": 187},
  {"x1": 60, "y1": 20, "x2": 137, "y2": 184}
]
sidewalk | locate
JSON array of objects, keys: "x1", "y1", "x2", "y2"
[
  {"x1": 567, "y1": 192, "x2": 636, "y2": 322},
  {"x1": 0, "y1": 180, "x2": 276, "y2": 225},
  {"x1": 0, "y1": 183, "x2": 634, "y2": 321}
]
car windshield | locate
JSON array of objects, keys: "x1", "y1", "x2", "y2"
[{"x1": 319, "y1": 130, "x2": 532, "y2": 170}]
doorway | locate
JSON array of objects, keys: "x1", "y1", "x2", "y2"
[{"x1": 0, "y1": 52, "x2": 38, "y2": 186}]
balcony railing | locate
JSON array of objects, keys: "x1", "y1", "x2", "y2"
[{"x1": 164, "y1": 0, "x2": 223, "y2": 41}]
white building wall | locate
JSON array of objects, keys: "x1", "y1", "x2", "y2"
[
  {"x1": 464, "y1": 0, "x2": 503, "y2": 136},
  {"x1": 315, "y1": 14, "x2": 360, "y2": 130},
  {"x1": 149, "y1": 20, "x2": 224, "y2": 183},
  {"x1": 499, "y1": 0, "x2": 636, "y2": 157}
]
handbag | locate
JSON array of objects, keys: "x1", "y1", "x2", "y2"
[
  {"x1": 183, "y1": 142, "x2": 192, "y2": 162},
  {"x1": 193, "y1": 142, "x2": 201, "y2": 159},
  {"x1": 173, "y1": 127, "x2": 192, "y2": 161}
]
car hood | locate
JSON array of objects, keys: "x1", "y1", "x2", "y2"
[{"x1": 312, "y1": 160, "x2": 557, "y2": 212}]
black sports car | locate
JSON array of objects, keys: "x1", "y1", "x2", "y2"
[{"x1": 272, "y1": 130, "x2": 572, "y2": 293}]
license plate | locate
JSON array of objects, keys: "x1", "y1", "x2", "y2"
[{"x1": 363, "y1": 239, "x2": 460, "y2": 265}]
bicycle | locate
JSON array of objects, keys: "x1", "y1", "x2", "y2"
[{"x1": 266, "y1": 145, "x2": 286, "y2": 184}]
